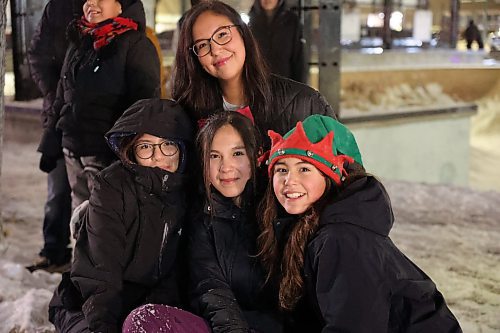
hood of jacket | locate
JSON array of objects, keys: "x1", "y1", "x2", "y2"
[
  {"x1": 105, "y1": 98, "x2": 194, "y2": 171},
  {"x1": 120, "y1": 0, "x2": 146, "y2": 31},
  {"x1": 319, "y1": 176, "x2": 394, "y2": 237}
]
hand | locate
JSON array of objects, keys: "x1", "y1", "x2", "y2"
[{"x1": 39, "y1": 154, "x2": 58, "y2": 173}]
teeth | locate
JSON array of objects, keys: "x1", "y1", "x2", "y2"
[{"x1": 286, "y1": 192, "x2": 304, "y2": 199}]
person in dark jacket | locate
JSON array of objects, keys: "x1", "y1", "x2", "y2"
[
  {"x1": 463, "y1": 19, "x2": 484, "y2": 50},
  {"x1": 39, "y1": 0, "x2": 160, "y2": 213},
  {"x1": 186, "y1": 111, "x2": 283, "y2": 333},
  {"x1": 258, "y1": 115, "x2": 463, "y2": 332},
  {"x1": 248, "y1": 0, "x2": 306, "y2": 83},
  {"x1": 172, "y1": 0, "x2": 335, "y2": 149},
  {"x1": 48, "y1": 98, "x2": 202, "y2": 333},
  {"x1": 26, "y1": 0, "x2": 83, "y2": 272}
]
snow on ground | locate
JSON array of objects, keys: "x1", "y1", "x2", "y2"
[
  {"x1": 341, "y1": 82, "x2": 459, "y2": 112},
  {"x1": 470, "y1": 94, "x2": 500, "y2": 192},
  {"x1": 0, "y1": 260, "x2": 60, "y2": 333},
  {"x1": 1, "y1": 110, "x2": 499, "y2": 332}
]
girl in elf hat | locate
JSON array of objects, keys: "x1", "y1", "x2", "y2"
[
  {"x1": 259, "y1": 115, "x2": 462, "y2": 332},
  {"x1": 187, "y1": 111, "x2": 283, "y2": 332}
]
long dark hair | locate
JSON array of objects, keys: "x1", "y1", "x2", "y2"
[
  {"x1": 172, "y1": 1, "x2": 271, "y2": 127},
  {"x1": 258, "y1": 161, "x2": 367, "y2": 311},
  {"x1": 196, "y1": 111, "x2": 261, "y2": 207}
]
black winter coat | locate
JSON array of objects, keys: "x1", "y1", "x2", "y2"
[
  {"x1": 275, "y1": 177, "x2": 462, "y2": 333},
  {"x1": 249, "y1": 0, "x2": 306, "y2": 83},
  {"x1": 39, "y1": 0, "x2": 160, "y2": 158},
  {"x1": 73, "y1": 163, "x2": 189, "y2": 331},
  {"x1": 48, "y1": 99, "x2": 194, "y2": 333},
  {"x1": 188, "y1": 187, "x2": 282, "y2": 333},
  {"x1": 265, "y1": 74, "x2": 334, "y2": 138},
  {"x1": 28, "y1": 0, "x2": 83, "y2": 127},
  {"x1": 191, "y1": 74, "x2": 335, "y2": 150}
]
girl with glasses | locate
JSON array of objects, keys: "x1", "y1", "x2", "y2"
[
  {"x1": 48, "y1": 99, "x2": 210, "y2": 333},
  {"x1": 172, "y1": 0, "x2": 336, "y2": 148}
]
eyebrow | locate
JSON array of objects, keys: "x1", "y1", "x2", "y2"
[
  {"x1": 193, "y1": 25, "x2": 229, "y2": 44},
  {"x1": 275, "y1": 160, "x2": 312, "y2": 167},
  {"x1": 135, "y1": 139, "x2": 166, "y2": 144},
  {"x1": 210, "y1": 145, "x2": 246, "y2": 153}
]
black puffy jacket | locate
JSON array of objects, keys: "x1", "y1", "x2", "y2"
[
  {"x1": 49, "y1": 99, "x2": 194, "y2": 332},
  {"x1": 274, "y1": 176, "x2": 462, "y2": 333},
  {"x1": 264, "y1": 74, "x2": 334, "y2": 138},
  {"x1": 249, "y1": 0, "x2": 306, "y2": 83},
  {"x1": 189, "y1": 74, "x2": 335, "y2": 150},
  {"x1": 188, "y1": 186, "x2": 283, "y2": 333},
  {"x1": 39, "y1": 0, "x2": 160, "y2": 158}
]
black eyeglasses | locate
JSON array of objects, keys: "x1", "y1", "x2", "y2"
[
  {"x1": 134, "y1": 141, "x2": 178, "y2": 160},
  {"x1": 191, "y1": 25, "x2": 239, "y2": 57}
]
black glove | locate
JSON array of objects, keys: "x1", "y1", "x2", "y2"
[
  {"x1": 39, "y1": 154, "x2": 58, "y2": 173},
  {"x1": 201, "y1": 288, "x2": 250, "y2": 332}
]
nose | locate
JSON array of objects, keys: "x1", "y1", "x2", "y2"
[
  {"x1": 284, "y1": 170, "x2": 297, "y2": 185},
  {"x1": 209, "y1": 39, "x2": 223, "y2": 55},
  {"x1": 151, "y1": 146, "x2": 164, "y2": 161},
  {"x1": 219, "y1": 158, "x2": 234, "y2": 172}
]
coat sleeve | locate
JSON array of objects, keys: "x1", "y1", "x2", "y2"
[
  {"x1": 307, "y1": 228, "x2": 390, "y2": 332},
  {"x1": 28, "y1": 1, "x2": 59, "y2": 99},
  {"x1": 37, "y1": 50, "x2": 69, "y2": 161},
  {"x1": 188, "y1": 214, "x2": 250, "y2": 333},
  {"x1": 286, "y1": 85, "x2": 337, "y2": 131},
  {"x1": 125, "y1": 35, "x2": 161, "y2": 103},
  {"x1": 70, "y1": 173, "x2": 128, "y2": 333},
  {"x1": 308, "y1": 88, "x2": 337, "y2": 119}
]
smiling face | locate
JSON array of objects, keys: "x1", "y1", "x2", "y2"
[
  {"x1": 83, "y1": 0, "x2": 122, "y2": 24},
  {"x1": 209, "y1": 125, "x2": 252, "y2": 202},
  {"x1": 191, "y1": 11, "x2": 246, "y2": 85},
  {"x1": 273, "y1": 157, "x2": 327, "y2": 215},
  {"x1": 134, "y1": 133, "x2": 180, "y2": 173}
]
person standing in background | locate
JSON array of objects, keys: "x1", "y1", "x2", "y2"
[
  {"x1": 38, "y1": 0, "x2": 160, "y2": 215},
  {"x1": 249, "y1": 0, "x2": 306, "y2": 83},
  {"x1": 463, "y1": 19, "x2": 484, "y2": 50},
  {"x1": 171, "y1": 0, "x2": 205, "y2": 56},
  {"x1": 26, "y1": 0, "x2": 84, "y2": 273}
]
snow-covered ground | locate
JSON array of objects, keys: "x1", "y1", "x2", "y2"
[{"x1": 1, "y1": 101, "x2": 500, "y2": 332}]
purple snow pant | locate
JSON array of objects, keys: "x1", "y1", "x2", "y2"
[{"x1": 122, "y1": 304, "x2": 211, "y2": 333}]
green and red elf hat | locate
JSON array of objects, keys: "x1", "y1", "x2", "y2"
[{"x1": 266, "y1": 115, "x2": 363, "y2": 185}]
